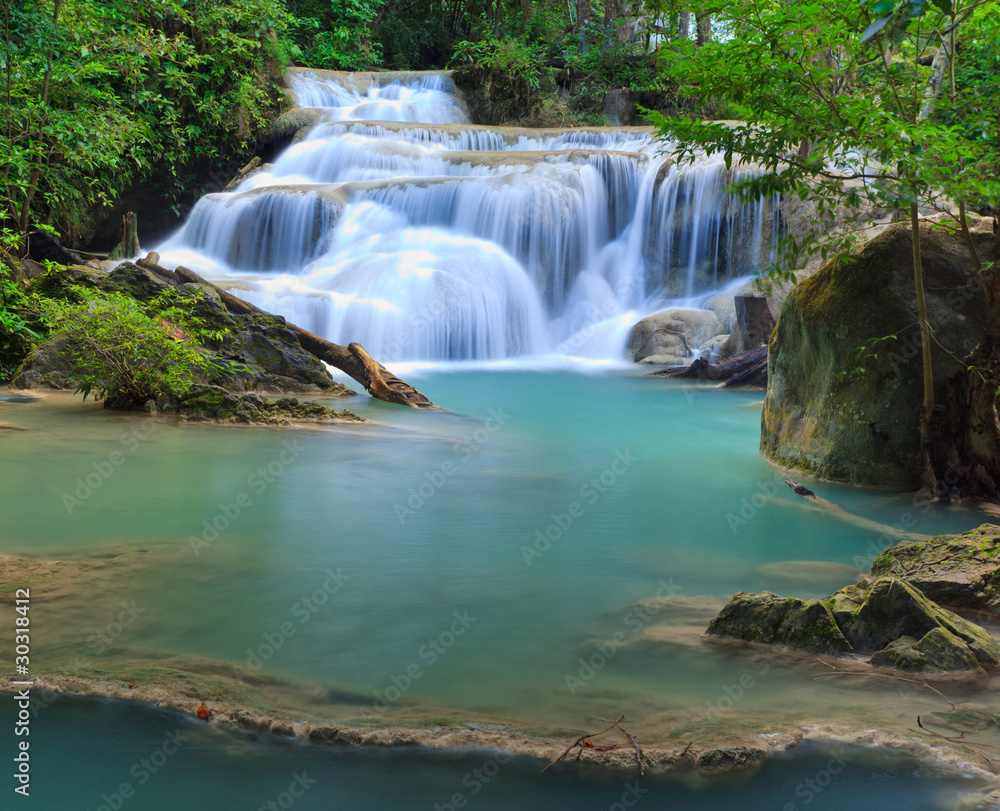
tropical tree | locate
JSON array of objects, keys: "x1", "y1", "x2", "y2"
[{"x1": 646, "y1": 0, "x2": 1000, "y2": 496}]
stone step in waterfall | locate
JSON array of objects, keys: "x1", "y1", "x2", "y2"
[{"x1": 154, "y1": 70, "x2": 776, "y2": 363}]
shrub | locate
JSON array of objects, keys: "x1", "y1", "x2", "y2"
[{"x1": 35, "y1": 288, "x2": 227, "y2": 409}]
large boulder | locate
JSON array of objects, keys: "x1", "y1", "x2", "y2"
[
  {"x1": 705, "y1": 591, "x2": 853, "y2": 656},
  {"x1": 628, "y1": 309, "x2": 720, "y2": 364},
  {"x1": 838, "y1": 577, "x2": 1000, "y2": 665},
  {"x1": 761, "y1": 216, "x2": 992, "y2": 488},
  {"x1": 869, "y1": 628, "x2": 979, "y2": 672},
  {"x1": 871, "y1": 524, "x2": 1000, "y2": 614},
  {"x1": 706, "y1": 575, "x2": 1000, "y2": 672}
]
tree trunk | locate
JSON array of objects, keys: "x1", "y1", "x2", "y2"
[
  {"x1": 576, "y1": 0, "x2": 590, "y2": 52},
  {"x1": 735, "y1": 295, "x2": 775, "y2": 350},
  {"x1": 170, "y1": 265, "x2": 438, "y2": 409},
  {"x1": 678, "y1": 10, "x2": 690, "y2": 40},
  {"x1": 109, "y1": 211, "x2": 141, "y2": 260},
  {"x1": 695, "y1": 13, "x2": 711, "y2": 46},
  {"x1": 917, "y1": 35, "x2": 953, "y2": 122},
  {"x1": 910, "y1": 203, "x2": 936, "y2": 491}
]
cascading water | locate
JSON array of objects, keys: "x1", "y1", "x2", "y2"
[{"x1": 156, "y1": 69, "x2": 775, "y2": 363}]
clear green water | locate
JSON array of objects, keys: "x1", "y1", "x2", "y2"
[
  {"x1": 1, "y1": 371, "x2": 997, "y2": 806},
  {"x1": 3, "y1": 696, "x2": 987, "y2": 810}
]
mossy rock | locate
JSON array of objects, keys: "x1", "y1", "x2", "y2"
[
  {"x1": 761, "y1": 216, "x2": 992, "y2": 488},
  {"x1": 836, "y1": 577, "x2": 1000, "y2": 665},
  {"x1": 708, "y1": 574, "x2": 1000, "y2": 672},
  {"x1": 870, "y1": 524, "x2": 1000, "y2": 614},
  {"x1": 706, "y1": 590, "x2": 853, "y2": 656},
  {"x1": 17, "y1": 263, "x2": 351, "y2": 396},
  {"x1": 174, "y1": 384, "x2": 363, "y2": 425},
  {"x1": 696, "y1": 746, "x2": 767, "y2": 771},
  {"x1": 870, "y1": 628, "x2": 980, "y2": 672}
]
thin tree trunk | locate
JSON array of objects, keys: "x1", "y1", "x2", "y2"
[
  {"x1": 910, "y1": 203, "x2": 936, "y2": 490},
  {"x1": 917, "y1": 34, "x2": 952, "y2": 121},
  {"x1": 678, "y1": 10, "x2": 690, "y2": 40},
  {"x1": 695, "y1": 13, "x2": 711, "y2": 46}
]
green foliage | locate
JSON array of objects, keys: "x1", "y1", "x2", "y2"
[
  {"x1": 0, "y1": 0, "x2": 295, "y2": 241},
  {"x1": 572, "y1": 20, "x2": 659, "y2": 91},
  {"x1": 451, "y1": 37, "x2": 547, "y2": 123},
  {"x1": 0, "y1": 228, "x2": 39, "y2": 380},
  {"x1": 33, "y1": 287, "x2": 229, "y2": 409},
  {"x1": 288, "y1": 0, "x2": 384, "y2": 69},
  {"x1": 646, "y1": 0, "x2": 1000, "y2": 279}
]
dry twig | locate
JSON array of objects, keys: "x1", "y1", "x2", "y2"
[{"x1": 541, "y1": 714, "x2": 652, "y2": 776}]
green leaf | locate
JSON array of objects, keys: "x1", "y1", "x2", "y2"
[{"x1": 861, "y1": 15, "x2": 892, "y2": 41}]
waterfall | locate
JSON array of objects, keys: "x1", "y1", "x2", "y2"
[{"x1": 155, "y1": 70, "x2": 774, "y2": 363}]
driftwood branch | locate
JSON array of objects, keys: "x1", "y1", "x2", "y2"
[
  {"x1": 542, "y1": 716, "x2": 623, "y2": 773},
  {"x1": 810, "y1": 660, "x2": 958, "y2": 711},
  {"x1": 164, "y1": 263, "x2": 438, "y2": 409},
  {"x1": 648, "y1": 345, "x2": 767, "y2": 388},
  {"x1": 542, "y1": 714, "x2": 652, "y2": 776},
  {"x1": 783, "y1": 479, "x2": 932, "y2": 543}
]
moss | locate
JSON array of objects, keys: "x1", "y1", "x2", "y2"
[{"x1": 761, "y1": 218, "x2": 991, "y2": 488}]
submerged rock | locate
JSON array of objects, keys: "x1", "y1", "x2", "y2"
[
  {"x1": 761, "y1": 216, "x2": 992, "y2": 488},
  {"x1": 870, "y1": 524, "x2": 1000, "y2": 614},
  {"x1": 707, "y1": 575, "x2": 1000, "y2": 673},
  {"x1": 171, "y1": 384, "x2": 364, "y2": 425},
  {"x1": 696, "y1": 746, "x2": 767, "y2": 771}
]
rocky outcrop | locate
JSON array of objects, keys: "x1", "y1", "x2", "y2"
[
  {"x1": 706, "y1": 591, "x2": 853, "y2": 656},
  {"x1": 15, "y1": 262, "x2": 352, "y2": 396},
  {"x1": 628, "y1": 309, "x2": 720, "y2": 364},
  {"x1": 870, "y1": 524, "x2": 1000, "y2": 614},
  {"x1": 761, "y1": 216, "x2": 992, "y2": 488},
  {"x1": 869, "y1": 628, "x2": 979, "y2": 672},
  {"x1": 169, "y1": 384, "x2": 363, "y2": 425},
  {"x1": 707, "y1": 576, "x2": 1000, "y2": 673}
]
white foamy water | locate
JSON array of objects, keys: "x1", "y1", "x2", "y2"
[{"x1": 156, "y1": 70, "x2": 774, "y2": 362}]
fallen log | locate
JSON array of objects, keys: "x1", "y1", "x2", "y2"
[
  {"x1": 647, "y1": 345, "x2": 767, "y2": 387},
  {"x1": 166, "y1": 264, "x2": 438, "y2": 409},
  {"x1": 782, "y1": 478, "x2": 932, "y2": 542}
]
